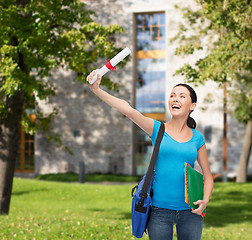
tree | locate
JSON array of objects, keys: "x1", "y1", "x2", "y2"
[
  {"x1": 171, "y1": 0, "x2": 252, "y2": 181},
  {"x1": 0, "y1": 0, "x2": 127, "y2": 215},
  {"x1": 231, "y1": 79, "x2": 252, "y2": 182}
]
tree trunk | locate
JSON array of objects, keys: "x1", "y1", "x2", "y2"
[
  {"x1": 0, "y1": 0, "x2": 30, "y2": 215},
  {"x1": 0, "y1": 92, "x2": 24, "y2": 215},
  {"x1": 236, "y1": 120, "x2": 252, "y2": 183}
]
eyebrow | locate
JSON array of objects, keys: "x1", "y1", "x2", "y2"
[{"x1": 170, "y1": 92, "x2": 188, "y2": 96}]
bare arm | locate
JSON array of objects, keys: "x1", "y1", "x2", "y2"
[
  {"x1": 192, "y1": 144, "x2": 214, "y2": 215},
  {"x1": 87, "y1": 70, "x2": 154, "y2": 136}
]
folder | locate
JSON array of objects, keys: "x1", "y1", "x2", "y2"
[{"x1": 185, "y1": 162, "x2": 206, "y2": 217}]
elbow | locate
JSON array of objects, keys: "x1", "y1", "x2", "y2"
[
  {"x1": 122, "y1": 100, "x2": 134, "y2": 118},
  {"x1": 123, "y1": 105, "x2": 134, "y2": 119},
  {"x1": 125, "y1": 108, "x2": 134, "y2": 119}
]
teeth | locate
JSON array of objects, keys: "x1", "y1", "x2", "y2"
[{"x1": 172, "y1": 104, "x2": 181, "y2": 109}]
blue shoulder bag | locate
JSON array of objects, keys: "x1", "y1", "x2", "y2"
[{"x1": 131, "y1": 123, "x2": 165, "y2": 238}]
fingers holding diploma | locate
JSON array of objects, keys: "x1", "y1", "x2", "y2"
[{"x1": 87, "y1": 70, "x2": 102, "y2": 92}]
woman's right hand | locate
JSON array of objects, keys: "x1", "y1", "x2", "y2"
[{"x1": 87, "y1": 70, "x2": 102, "y2": 92}]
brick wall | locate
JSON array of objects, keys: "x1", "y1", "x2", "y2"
[{"x1": 35, "y1": 0, "x2": 251, "y2": 177}]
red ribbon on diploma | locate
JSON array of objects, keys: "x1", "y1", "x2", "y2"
[{"x1": 106, "y1": 60, "x2": 116, "y2": 70}]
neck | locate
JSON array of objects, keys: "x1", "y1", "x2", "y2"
[{"x1": 167, "y1": 117, "x2": 188, "y2": 133}]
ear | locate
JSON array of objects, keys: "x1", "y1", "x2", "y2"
[{"x1": 190, "y1": 103, "x2": 196, "y2": 111}]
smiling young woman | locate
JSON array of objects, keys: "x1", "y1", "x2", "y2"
[{"x1": 87, "y1": 71, "x2": 213, "y2": 240}]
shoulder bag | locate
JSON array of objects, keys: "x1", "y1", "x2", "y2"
[{"x1": 131, "y1": 122, "x2": 165, "y2": 238}]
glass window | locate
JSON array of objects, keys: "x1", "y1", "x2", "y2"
[
  {"x1": 15, "y1": 126, "x2": 35, "y2": 172},
  {"x1": 136, "y1": 58, "x2": 165, "y2": 113},
  {"x1": 136, "y1": 13, "x2": 165, "y2": 51},
  {"x1": 134, "y1": 12, "x2": 166, "y2": 175},
  {"x1": 135, "y1": 125, "x2": 153, "y2": 175}
]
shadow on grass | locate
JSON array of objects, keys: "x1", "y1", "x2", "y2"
[
  {"x1": 89, "y1": 207, "x2": 132, "y2": 220},
  {"x1": 204, "y1": 184, "x2": 252, "y2": 228},
  {"x1": 120, "y1": 212, "x2": 132, "y2": 220},
  {"x1": 12, "y1": 188, "x2": 49, "y2": 196}
]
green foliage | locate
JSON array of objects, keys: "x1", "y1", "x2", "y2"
[
  {"x1": 229, "y1": 77, "x2": 252, "y2": 124},
  {"x1": 171, "y1": 0, "x2": 252, "y2": 123},
  {"x1": 0, "y1": 0, "x2": 127, "y2": 140},
  {"x1": 0, "y1": 179, "x2": 251, "y2": 239}
]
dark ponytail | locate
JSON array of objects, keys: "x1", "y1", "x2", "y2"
[
  {"x1": 187, "y1": 113, "x2": 196, "y2": 129},
  {"x1": 175, "y1": 83, "x2": 197, "y2": 129}
]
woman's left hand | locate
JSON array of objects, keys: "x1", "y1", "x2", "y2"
[{"x1": 191, "y1": 200, "x2": 208, "y2": 215}]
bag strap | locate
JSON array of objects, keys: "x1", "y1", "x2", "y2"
[{"x1": 140, "y1": 122, "x2": 165, "y2": 198}]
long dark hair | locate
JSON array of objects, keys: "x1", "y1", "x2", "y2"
[{"x1": 174, "y1": 83, "x2": 197, "y2": 129}]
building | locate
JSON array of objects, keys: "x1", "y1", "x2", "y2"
[{"x1": 15, "y1": 0, "x2": 252, "y2": 178}]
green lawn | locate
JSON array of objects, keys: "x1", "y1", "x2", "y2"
[
  {"x1": 0, "y1": 178, "x2": 251, "y2": 240},
  {"x1": 35, "y1": 172, "x2": 140, "y2": 183}
]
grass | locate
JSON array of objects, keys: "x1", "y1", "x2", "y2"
[
  {"x1": 36, "y1": 172, "x2": 140, "y2": 183},
  {"x1": 0, "y1": 179, "x2": 252, "y2": 240}
]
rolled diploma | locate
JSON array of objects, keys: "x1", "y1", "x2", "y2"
[{"x1": 88, "y1": 47, "x2": 131, "y2": 84}]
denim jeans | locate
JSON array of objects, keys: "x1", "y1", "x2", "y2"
[{"x1": 147, "y1": 206, "x2": 204, "y2": 240}]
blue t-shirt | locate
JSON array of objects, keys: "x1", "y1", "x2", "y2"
[{"x1": 150, "y1": 119, "x2": 205, "y2": 210}]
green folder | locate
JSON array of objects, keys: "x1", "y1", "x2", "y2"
[{"x1": 185, "y1": 163, "x2": 206, "y2": 216}]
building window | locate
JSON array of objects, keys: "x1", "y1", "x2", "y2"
[
  {"x1": 136, "y1": 58, "x2": 166, "y2": 113},
  {"x1": 15, "y1": 115, "x2": 36, "y2": 173},
  {"x1": 134, "y1": 12, "x2": 166, "y2": 175},
  {"x1": 136, "y1": 13, "x2": 166, "y2": 114},
  {"x1": 136, "y1": 13, "x2": 165, "y2": 51},
  {"x1": 135, "y1": 126, "x2": 153, "y2": 175}
]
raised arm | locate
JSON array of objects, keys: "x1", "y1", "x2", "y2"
[{"x1": 87, "y1": 70, "x2": 154, "y2": 136}]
